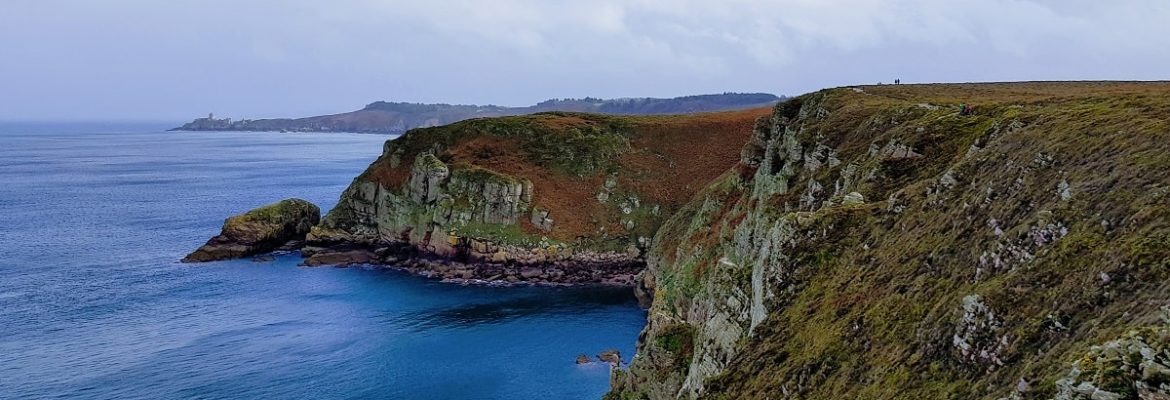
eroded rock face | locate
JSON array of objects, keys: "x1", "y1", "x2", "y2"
[
  {"x1": 303, "y1": 153, "x2": 641, "y2": 284},
  {"x1": 295, "y1": 110, "x2": 765, "y2": 285},
  {"x1": 610, "y1": 83, "x2": 1170, "y2": 399},
  {"x1": 182, "y1": 199, "x2": 320, "y2": 262}
]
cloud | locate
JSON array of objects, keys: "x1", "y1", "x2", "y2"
[{"x1": 0, "y1": 0, "x2": 1167, "y2": 120}]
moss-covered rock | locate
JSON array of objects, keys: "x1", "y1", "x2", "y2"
[
  {"x1": 1053, "y1": 316, "x2": 1170, "y2": 400},
  {"x1": 182, "y1": 199, "x2": 320, "y2": 262}
]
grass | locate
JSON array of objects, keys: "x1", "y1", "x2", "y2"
[
  {"x1": 239, "y1": 198, "x2": 317, "y2": 222},
  {"x1": 345, "y1": 108, "x2": 768, "y2": 251},
  {"x1": 447, "y1": 221, "x2": 557, "y2": 249},
  {"x1": 612, "y1": 82, "x2": 1170, "y2": 400}
]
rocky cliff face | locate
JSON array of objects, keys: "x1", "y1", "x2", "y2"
[
  {"x1": 183, "y1": 198, "x2": 320, "y2": 262},
  {"x1": 609, "y1": 82, "x2": 1170, "y2": 399},
  {"x1": 302, "y1": 110, "x2": 767, "y2": 284}
]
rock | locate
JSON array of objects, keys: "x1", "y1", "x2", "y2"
[
  {"x1": 408, "y1": 153, "x2": 449, "y2": 203},
  {"x1": 251, "y1": 255, "x2": 275, "y2": 263},
  {"x1": 607, "y1": 274, "x2": 635, "y2": 286},
  {"x1": 182, "y1": 199, "x2": 320, "y2": 263},
  {"x1": 598, "y1": 349, "x2": 622, "y2": 366},
  {"x1": 530, "y1": 206, "x2": 554, "y2": 232},
  {"x1": 520, "y1": 267, "x2": 544, "y2": 279},
  {"x1": 302, "y1": 249, "x2": 380, "y2": 266},
  {"x1": 841, "y1": 192, "x2": 866, "y2": 206},
  {"x1": 576, "y1": 354, "x2": 592, "y2": 364},
  {"x1": 634, "y1": 272, "x2": 656, "y2": 309},
  {"x1": 1059, "y1": 179, "x2": 1073, "y2": 201},
  {"x1": 275, "y1": 240, "x2": 303, "y2": 251},
  {"x1": 880, "y1": 141, "x2": 923, "y2": 160}
]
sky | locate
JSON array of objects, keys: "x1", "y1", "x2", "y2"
[{"x1": 1, "y1": 0, "x2": 1168, "y2": 121}]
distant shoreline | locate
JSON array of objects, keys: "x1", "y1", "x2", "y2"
[{"x1": 171, "y1": 93, "x2": 781, "y2": 134}]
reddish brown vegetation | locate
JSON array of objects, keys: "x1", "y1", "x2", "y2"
[{"x1": 359, "y1": 108, "x2": 770, "y2": 242}]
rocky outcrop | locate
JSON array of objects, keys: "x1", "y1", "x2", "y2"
[
  {"x1": 302, "y1": 151, "x2": 644, "y2": 284},
  {"x1": 598, "y1": 350, "x2": 623, "y2": 366},
  {"x1": 300, "y1": 110, "x2": 765, "y2": 284},
  {"x1": 182, "y1": 199, "x2": 320, "y2": 262},
  {"x1": 609, "y1": 82, "x2": 1170, "y2": 399},
  {"x1": 1053, "y1": 318, "x2": 1170, "y2": 400}
]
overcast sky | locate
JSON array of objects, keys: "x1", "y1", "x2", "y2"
[{"x1": 1, "y1": 0, "x2": 1168, "y2": 121}]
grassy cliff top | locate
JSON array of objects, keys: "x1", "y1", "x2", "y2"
[
  {"x1": 359, "y1": 108, "x2": 770, "y2": 242},
  {"x1": 611, "y1": 81, "x2": 1170, "y2": 399}
]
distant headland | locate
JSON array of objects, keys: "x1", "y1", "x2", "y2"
[{"x1": 170, "y1": 93, "x2": 782, "y2": 134}]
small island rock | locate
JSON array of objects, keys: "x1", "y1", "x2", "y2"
[
  {"x1": 597, "y1": 349, "x2": 621, "y2": 366},
  {"x1": 182, "y1": 199, "x2": 321, "y2": 262},
  {"x1": 575, "y1": 354, "x2": 592, "y2": 364}
]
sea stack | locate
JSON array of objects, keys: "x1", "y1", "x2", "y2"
[{"x1": 182, "y1": 198, "x2": 321, "y2": 262}]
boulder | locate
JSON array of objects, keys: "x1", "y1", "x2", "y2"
[
  {"x1": 182, "y1": 199, "x2": 320, "y2": 262},
  {"x1": 841, "y1": 192, "x2": 866, "y2": 206},
  {"x1": 530, "y1": 206, "x2": 554, "y2": 232},
  {"x1": 598, "y1": 349, "x2": 622, "y2": 366},
  {"x1": 576, "y1": 354, "x2": 592, "y2": 364},
  {"x1": 301, "y1": 249, "x2": 379, "y2": 267}
]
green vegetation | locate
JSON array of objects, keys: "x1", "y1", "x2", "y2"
[
  {"x1": 611, "y1": 82, "x2": 1170, "y2": 400},
  {"x1": 1052, "y1": 318, "x2": 1170, "y2": 399},
  {"x1": 240, "y1": 198, "x2": 317, "y2": 222},
  {"x1": 448, "y1": 221, "x2": 557, "y2": 249},
  {"x1": 655, "y1": 324, "x2": 696, "y2": 371}
]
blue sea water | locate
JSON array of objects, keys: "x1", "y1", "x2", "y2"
[{"x1": 0, "y1": 123, "x2": 646, "y2": 399}]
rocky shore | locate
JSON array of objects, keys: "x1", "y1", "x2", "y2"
[{"x1": 301, "y1": 244, "x2": 643, "y2": 286}]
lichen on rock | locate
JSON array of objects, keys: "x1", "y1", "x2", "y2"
[{"x1": 1054, "y1": 316, "x2": 1170, "y2": 400}]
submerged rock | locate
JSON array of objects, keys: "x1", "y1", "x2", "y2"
[{"x1": 182, "y1": 199, "x2": 320, "y2": 263}]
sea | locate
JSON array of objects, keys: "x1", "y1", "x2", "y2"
[{"x1": 0, "y1": 122, "x2": 646, "y2": 399}]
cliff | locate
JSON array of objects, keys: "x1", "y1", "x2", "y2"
[
  {"x1": 607, "y1": 82, "x2": 1170, "y2": 399},
  {"x1": 170, "y1": 93, "x2": 781, "y2": 134},
  {"x1": 302, "y1": 108, "x2": 770, "y2": 284}
]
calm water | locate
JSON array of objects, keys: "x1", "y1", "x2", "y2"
[{"x1": 0, "y1": 123, "x2": 645, "y2": 399}]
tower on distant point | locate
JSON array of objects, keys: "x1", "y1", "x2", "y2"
[{"x1": 208, "y1": 112, "x2": 214, "y2": 120}]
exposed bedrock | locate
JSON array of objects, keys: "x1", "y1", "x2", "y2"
[
  {"x1": 299, "y1": 110, "x2": 765, "y2": 284},
  {"x1": 183, "y1": 198, "x2": 320, "y2": 262}
]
